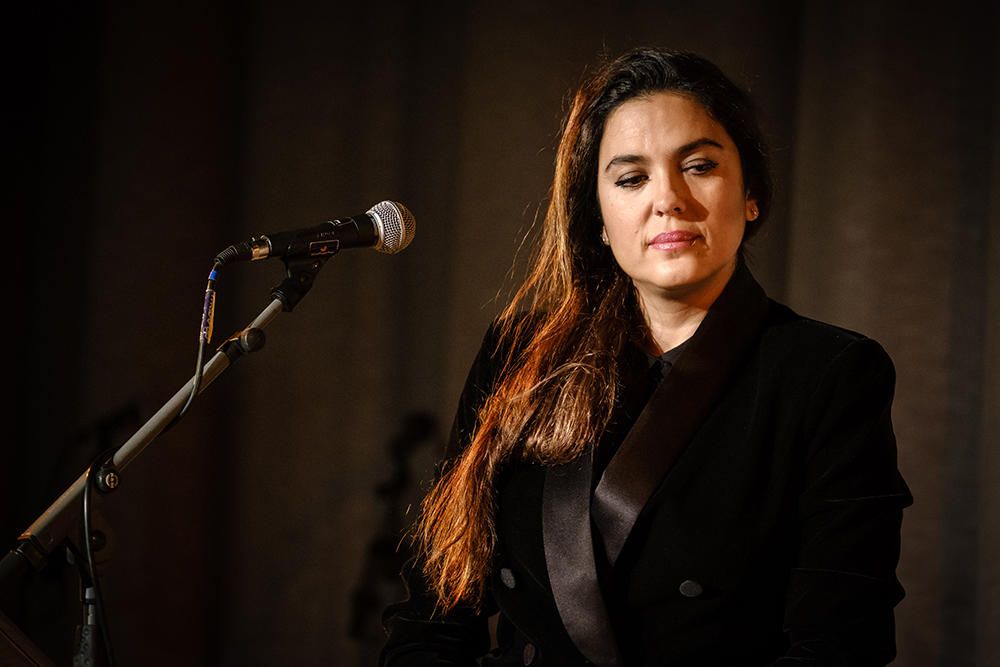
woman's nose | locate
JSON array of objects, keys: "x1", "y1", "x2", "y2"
[{"x1": 653, "y1": 170, "x2": 688, "y2": 217}]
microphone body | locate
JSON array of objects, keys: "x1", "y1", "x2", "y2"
[
  {"x1": 216, "y1": 201, "x2": 414, "y2": 264},
  {"x1": 246, "y1": 216, "x2": 379, "y2": 261}
]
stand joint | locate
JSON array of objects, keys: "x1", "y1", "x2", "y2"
[{"x1": 94, "y1": 465, "x2": 120, "y2": 494}]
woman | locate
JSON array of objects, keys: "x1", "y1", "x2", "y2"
[{"x1": 381, "y1": 47, "x2": 911, "y2": 666}]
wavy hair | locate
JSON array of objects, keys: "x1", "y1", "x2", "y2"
[{"x1": 416, "y1": 47, "x2": 772, "y2": 611}]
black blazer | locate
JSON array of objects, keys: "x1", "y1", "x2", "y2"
[{"x1": 381, "y1": 265, "x2": 911, "y2": 667}]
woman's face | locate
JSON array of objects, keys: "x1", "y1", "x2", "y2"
[{"x1": 596, "y1": 91, "x2": 757, "y2": 309}]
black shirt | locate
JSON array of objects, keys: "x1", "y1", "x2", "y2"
[{"x1": 592, "y1": 339, "x2": 690, "y2": 485}]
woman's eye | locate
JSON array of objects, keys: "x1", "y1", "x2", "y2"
[
  {"x1": 684, "y1": 160, "x2": 718, "y2": 175},
  {"x1": 614, "y1": 174, "x2": 648, "y2": 189}
]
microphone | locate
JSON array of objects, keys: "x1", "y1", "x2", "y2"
[{"x1": 215, "y1": 200, "x2": 415, "y2": 265}]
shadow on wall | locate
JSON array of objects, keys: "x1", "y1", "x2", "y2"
[{"x1": 348, "y1": 412, "x2": 442, "y2": 666}]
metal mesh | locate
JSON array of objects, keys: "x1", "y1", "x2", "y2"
[{"x1": 369, "y1": 201, "x2": 416, "y2": 254}]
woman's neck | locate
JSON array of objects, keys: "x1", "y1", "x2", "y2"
[
  {"x1": 638, "y1": 301, "x2": 708, "y2": 355},
  {"x1": 635, "y1": 261, "x2": 737, "y2": 356}
]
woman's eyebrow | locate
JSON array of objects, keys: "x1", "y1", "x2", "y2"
[
  {"x1": 675, "y1": 137, "x2": 724, "y2": 156},
  {"x1": 604, "y1": 154, "x2": 647, "y2": 172},
  {"x1": 604, "y1": 138, "x2": 725, "y2": 173}
]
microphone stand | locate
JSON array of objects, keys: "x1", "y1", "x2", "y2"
[{"x1": 0, "y1": 253, "x2": 330, "y2": 661}]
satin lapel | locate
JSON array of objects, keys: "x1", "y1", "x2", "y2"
[
  {"x1": 543, "y1": 454, "x2": 622, "y2": 666},
  {"x1": 592, "y1": 264, "x2": 770, "y2": 565}
]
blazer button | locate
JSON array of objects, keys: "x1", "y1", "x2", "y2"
[
  {"x1": 500, "y1": 567, "x2": 517, "y2": 589},
  {"x1": 522, "y1": 642, "x2": 536, "y2": 665},
  {"x1": 678, "y1": 579, "x2": 703, "y2": 598}
]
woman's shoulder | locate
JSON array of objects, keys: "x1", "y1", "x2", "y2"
[
  {"x1": 474, "y1": 310, "x2": 543, "y2": 364},
  {"x1": 455, "y1": 311, "x2": 541, "y2": 405},
  {"x1": 759, "y1": 300, "x2": 894, "y2": 376}
]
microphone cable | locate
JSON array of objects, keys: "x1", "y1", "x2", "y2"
[
  {"x1": 81, "y1": 446, "x2": 118, "y2": 667},
  {"x1": 168, "y1": 259, "x2": 222, "y2": 430},
  {"x1": 77, "y1": 259, "x2": 223, "y2": 666}
]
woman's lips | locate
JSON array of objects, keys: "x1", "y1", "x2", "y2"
[{"x1": 648, "y1": 230, "x2": 700, "y2": 250}]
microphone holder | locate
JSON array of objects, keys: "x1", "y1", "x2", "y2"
[{"x1": 0, "y1": 252, "x2": 331, "y2": 654}]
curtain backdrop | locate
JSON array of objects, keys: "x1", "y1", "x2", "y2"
[{"x1": 6, "y1": 1, "x2": 997, "y2": 665}]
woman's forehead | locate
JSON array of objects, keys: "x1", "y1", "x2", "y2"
[{"x1": 601, "y1": 92, "x2": 729, "y2": 153}]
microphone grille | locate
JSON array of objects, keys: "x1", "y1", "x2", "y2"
[{"x1": 369, "y1": 201, "x2": 416, "y2": 254}]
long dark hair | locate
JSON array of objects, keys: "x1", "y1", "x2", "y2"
[{"x1": 416, "y1": 47, "x2": 772, "y2": 612}]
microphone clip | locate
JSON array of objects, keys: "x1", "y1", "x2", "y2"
[{"x1": 271, "y1": 253, "x2": 331, "y2": 312}]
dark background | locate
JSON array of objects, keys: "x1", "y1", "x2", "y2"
[{"x1": 4, "y1": 1, "x2": 998, "y2": 665}]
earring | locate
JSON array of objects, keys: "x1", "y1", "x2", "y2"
[
  {"x1": 748, "y1": 205, "x2": 759, "y2": 221},
  {"x1": 600, "y1": 228, "x2": 609, "y2": 245}
]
